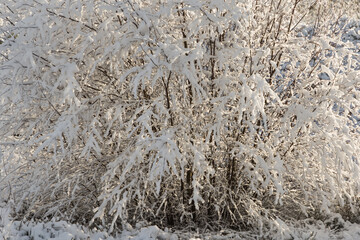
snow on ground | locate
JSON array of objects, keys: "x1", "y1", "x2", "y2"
[{"x1": 1, "y1": 207, "x2": 360, "y2": 240}]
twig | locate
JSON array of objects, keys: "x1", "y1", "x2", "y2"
[{"x1": 46, "y1": 9, "x2": 97, "y2": 32}]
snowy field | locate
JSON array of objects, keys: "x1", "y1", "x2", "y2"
[{"x1": 1, "y1": 207, "x2": 360, "y2": 240}]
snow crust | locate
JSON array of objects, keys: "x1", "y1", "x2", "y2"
[{"x1": 1, "y1": 207, "x2": 360, "y2": 240}]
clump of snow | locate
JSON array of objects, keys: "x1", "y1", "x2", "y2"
[
  {"x1": 342, "y1": 20, "x2": 360, "y2": 43},
  {"x1": 0, "y1": 207, "x2": 112, "y2": 240},
  {"x1": 119, "y1": 225, "x2": 178, "y2": 240}
]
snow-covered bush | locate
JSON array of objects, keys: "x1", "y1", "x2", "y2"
[{"x1": 1, "y1": 0, "x2": 359, "y2": 234}]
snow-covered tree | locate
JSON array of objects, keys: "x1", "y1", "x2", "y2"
[{"x1": 1, "y1": 0, "x2": 359, "y2": 234}]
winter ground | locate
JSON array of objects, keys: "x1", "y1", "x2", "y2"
[{"x1": 1, "y1": 207, "x2": 360, "y2": 240}]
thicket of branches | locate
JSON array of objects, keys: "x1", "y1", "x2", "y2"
[{"x1": 1, "y1": 0, "x2": 360, "y2": 235}]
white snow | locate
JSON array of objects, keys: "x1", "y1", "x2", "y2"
[{"x1": 1, "y1": 207, "x2": 360, "y2": 240}]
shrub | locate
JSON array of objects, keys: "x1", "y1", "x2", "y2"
[{"x1": 0, "y1": 0, "x2": 359, "y2": 234}]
